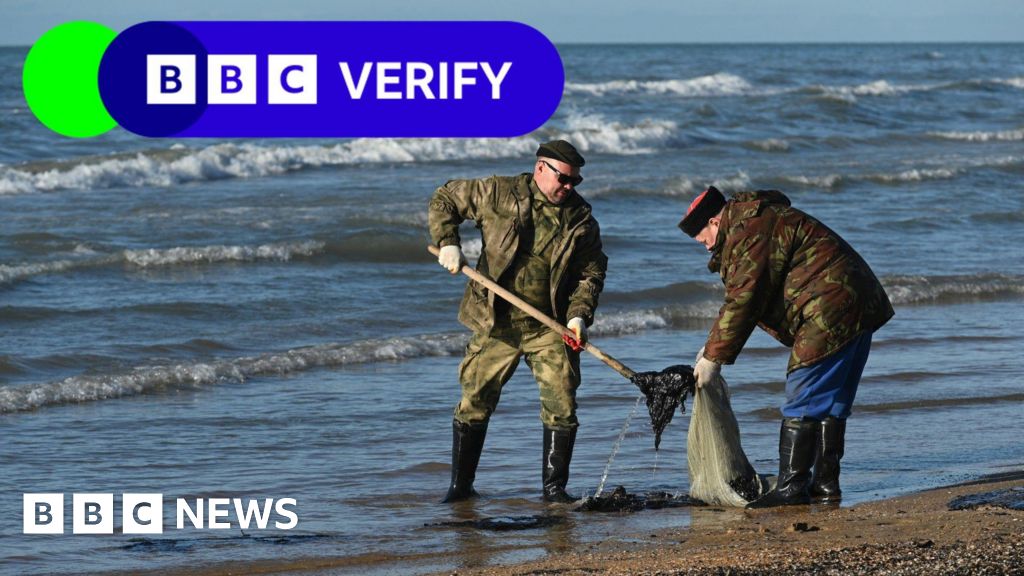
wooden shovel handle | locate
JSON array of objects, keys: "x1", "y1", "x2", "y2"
[{"x1": 428, "y1": 245, "x2": 635, "y2": 380}]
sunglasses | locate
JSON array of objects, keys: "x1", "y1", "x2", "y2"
[{"x1": 541, "y1": 160, "x2": 583, "y2": 187}]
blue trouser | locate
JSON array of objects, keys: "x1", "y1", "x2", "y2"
[{"x1": 782, "y1": 332, "x2": 873, "y2": 420}]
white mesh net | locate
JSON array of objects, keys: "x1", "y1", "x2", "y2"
[{"x1": 686, "y1": 371, "x2": 768, "y2": 506}]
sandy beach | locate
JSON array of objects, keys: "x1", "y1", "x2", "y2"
[
  {"x1": 121, "y1": 470, "x2": 1024, "y2": 576},
  {"x1": 446, "y1": 471, "x2": 1024, "y2": 576}
]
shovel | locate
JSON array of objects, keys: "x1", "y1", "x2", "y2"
[
  {"x1": 427, "y1": 245, "x2": 694, "y2": 448},
  {"x1": 428, "y1": 245, "x2": 634, "y2": 377}
]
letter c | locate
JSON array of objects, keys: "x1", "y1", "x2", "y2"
[
  {"x1": 281, "y1": 65, "x2": 304, "y2": 94},
  {"x1": 133, "y1": 502, "x2": 152, "y2": 526}
]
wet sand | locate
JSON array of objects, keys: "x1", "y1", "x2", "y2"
[
  {"x1": 449, "y1": 471, "x2": 1024, "y2": 576},
  {"x1": 124, "y1": 470, "x2": 1024, "y2": 576}
]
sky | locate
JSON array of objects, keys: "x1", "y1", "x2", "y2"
[{"x1": 3, "y1": 0, "x2": 1023, "y2": 46}]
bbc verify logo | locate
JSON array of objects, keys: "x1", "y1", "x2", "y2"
[
  {"x1": 23, "y1": 493, "x2": 298, "y2": 534},
  {"x1": 24, "y1": 20, "x2": 562, "y2": 138}
]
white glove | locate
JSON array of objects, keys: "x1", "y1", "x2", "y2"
[
  {"x1": 567, "y1": 317, "x2": 587, "y2": 345},
  {"x1": 693, "y1": 352, "x2": 721, "y2": 389},
  {"x1": 437, "y1": 245, "x2": 466, "y2": 274}
]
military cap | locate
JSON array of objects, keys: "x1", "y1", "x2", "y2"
[
  {"x1": 536, "y1": 140, "x2": 585, "y2": 168},
  {"x1": 679, "y1": 186, "x2": 727, "y2": 237}
]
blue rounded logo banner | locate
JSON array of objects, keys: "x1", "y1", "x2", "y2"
[{"x1": 97, "y1": 21, "x2": 564, "y2": 138}]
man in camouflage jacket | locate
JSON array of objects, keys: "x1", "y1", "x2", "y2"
[
  {"x1": 679, "y1": 186, "x2": 893, "y2": 507},
  {"x1": 429, "y1": 140, "x2": 607, "y2": 503}
]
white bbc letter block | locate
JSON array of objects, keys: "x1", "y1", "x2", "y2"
[
  {"x1": 268, "y1": 55, "x2": 318, "y2": 104},
  {"x1": 123, "y1": 493, "x2": 164, "y2": 534},
  {"x1": 73, "y1": 493, "x2": 114, "y2": 534},
  {"x1": 208, "y1": 55, "x2": 257, "y2": 104},
  {"x1": 24, "y1": 493, "x2": 64, "y2": 534},
  {"x1": 146, "y1": 55, "x2": 196, "y2": 104}
]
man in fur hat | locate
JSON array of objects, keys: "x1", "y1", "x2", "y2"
[{"x1": 680, "y1": 186, "x2": 893, "y2": 507}]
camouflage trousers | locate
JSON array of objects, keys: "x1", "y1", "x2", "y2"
[{"x1": 455, "y1": 318, "x2": 581, "y2": 430}]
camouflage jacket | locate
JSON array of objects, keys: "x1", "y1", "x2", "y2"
[
  {"x1": 703, "y1": 190, "x2": 893, "y2": 372},
  {"x1": 429, "y1": 173, "x2": 607, "y2": 334}
]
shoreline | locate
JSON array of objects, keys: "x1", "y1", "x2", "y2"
[
  {"x1": 112, "y1": 469, "x2": 1024, "y2": 576},
  {"x1": 448, "y1": 470, "x2": 1024, "y2": 576}
]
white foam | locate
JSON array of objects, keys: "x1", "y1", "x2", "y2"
[
  {"x1": 665, "y1": 172, "x2": 752, "y2": 196},
  {"x1": 72, "y1": 244, "x2": 100, "y2": 256},
  {"x1": 867, "y1": 167, "x2": 959, "y2": 183},
  {"x1": 851, "y1": 80, "x2": 917, "y2": 96},
  {"x1": 123, "y1": 240, "x2": 325, "y2": 267},
  {"x1": 591, "y1": 310, "x2": 669, "y2": 335},
  {"x1": 929, "y1": 129, "x2": 1024, "y2": 142},
  {"x1": 883, "y1": 274, "x2": 1024, "y2": 305},
  {"x1": 1, "y1": 240, "x2": 327, "y2": 284},
  {"x1": 0, "y1": 333, "x2": 469, "y2": 413},
  {"x1": 461, "y1": 238, "x2": 483, "y2": 259},
  {"x1": 0, "y1": 117, "x2": 679, "y2": 195},
  {"x1": 998, "y1": 77, "x2": 1024, "y2": 89},
  {"x1": 813, "y1": 79, "x2": 935, "y2": 103},
  {"x1": 781, "y1": 174, "x2": 844, "y2": 189},
  {"x1": 779, "y1": 155, "x2": 1022, "y2": 189},
  {"x1": 557, "y1": 112, "x2": 677, "y2": 155},
  {"x1": 565, "y1": 72, "x2": 757, "y2": 96},
  {"x1": 566, "y1": 73, "x2": 755, "y2": 97},
  {"x1": 748, "y1": 139, "x2": 790, "y2": 152},
  {"x1": 0, "y1": 259, "x2": 90, "y2": 284}
]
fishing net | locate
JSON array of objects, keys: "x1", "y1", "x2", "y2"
[
  {"x1": 686, "y1": 371, "x2": 767, "y2": 506},
  {"x1": 630, "y1": 359, "x2": 768, "y2": 507}
]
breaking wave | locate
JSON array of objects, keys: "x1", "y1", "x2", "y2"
[
  {"x1": 0, "y1": 334, "x2": 469, "y2": 413},
  {"x1": 864, "y1": 167, "x2": 960, "y2": 184},
  {"x1": 663, "y1": 172, "x2": 753, "y2": 196},
  {"x1": 750, "y1": 392, "x2": 1024, "y2": 420},
  {"x1": 0, "y1": 240, "x2": 326, "y2": 285},
  {"x1": 122, "y1": 241, "x2": 325, "y2": 267},
  {"x1": 0, "y1": 303, "x2": 727, "y2": 413},
  {"x1": 4, "y1": 272, "x2": 1022, "y2": 412},
  {"x1": 0, "y1": 114, "x2": 677, "y2": 194},
  {"x1": 744, "y1": 139, "x2": 791, "y2": 152},
  {"x1": 594, "y1": 159, "x2": 985, "y2": 197},
  {"x1": 767, "y1": 155, "x2": 1024, "y2": 191},
  {"x1": 929, "y1": 129, "x2": 1024, "y2": 142},
  {"x1": 772, "y1": 167, "x2": 959, "y2": 190},
  {"x1": 566, "y1": 73, "x2": 757, "y2": 97},
  {"x1": 997, "y1": 77, "x2": 1024, "y2": 89},
  {"x1": 803, "y1": 79, "x2": 954, "y2": 103},
  {"x1": 566, "y1": 74, "x2": 1024, "y2": 103},
  {"x1": 883, "y1": 274, "x2": 1024, "y2": 305}
]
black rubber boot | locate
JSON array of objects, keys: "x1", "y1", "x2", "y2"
[
  {"x1": 747, "y1": 418, "x2": 817, "y2": 508},
  {"x1": 811, "y1": 416, "x2": 846, "y2": 502},
  {"x1": 542, "y1": 427, "x2": 578, "y2": 503},
  {"x1": 442, "y1": 419, "x2": 488, "y2": 503}
]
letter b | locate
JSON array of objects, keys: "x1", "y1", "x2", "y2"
[
  {"x1": 147, "y1": 54, "x2": 196, "y2": 105},
  {"x1": 73, "y1": 494, "x2": 113, "y2": 534},
  {"x1": 208, "y1": 55, "x2": 257, "y2": 104},
  {"x1": 161, "y1": 66, "x2": 182, "y2": 93},
  {"x1": 24, "y1": 494, "x2": 64, "y2": 534}
]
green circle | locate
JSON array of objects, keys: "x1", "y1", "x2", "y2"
[{"x1": 23, "y1": 21, "x2": 118, "y2": 138}]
